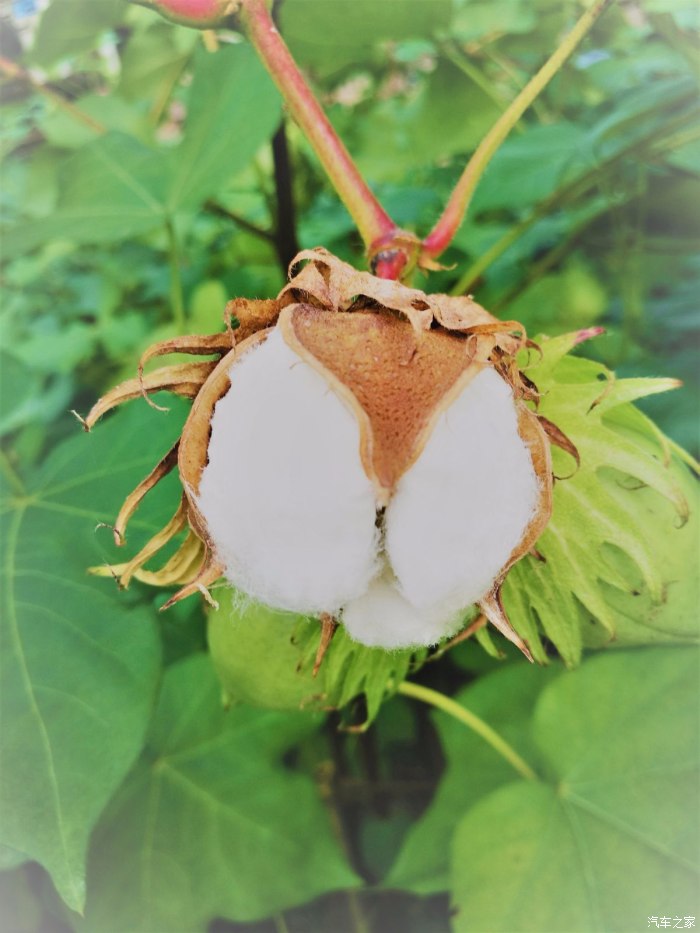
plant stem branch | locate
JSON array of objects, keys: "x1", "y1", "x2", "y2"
[
  {"x1": 451, "y1": 110, "x2": 700, "y2": 295},
  {"x1": 166, "y1": 219, "x2": 186, "y2": 332},
  {"x1": 0, "y1": 55, "x2": 106, "y2": 135},
  {"x1": 422, "y1": 0, "x2": 612, "y2": 260},
  {"x1": 239, "y1": 0, "x2": 397, "y2": 249},
  {"x1": 204, "y1": 200, "x2": 275, "y2": 243},
  {"x1": 271, "y1": 119, "x2": 300, "y2": 271},
  {"x1": 397, "y1": 681, "x2": 537, "y2": 782},
  {"x1": 273, "y1": 913, "x2": 290, "y2": 933},
  {"x1": 347, "y1": 890, "x2": 371, "y2": 933}
]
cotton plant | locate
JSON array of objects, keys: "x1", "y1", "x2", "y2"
[{"x1": 80, "y1": 0, "x2": 693, "y2": 685}]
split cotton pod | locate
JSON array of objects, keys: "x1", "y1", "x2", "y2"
[{"x1": 83, "y1": 249, "x2": 558, "y2": 659}]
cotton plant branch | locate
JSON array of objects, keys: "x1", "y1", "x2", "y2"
[
  {"x1": 451, "y1": 112, "x2": 700, "y2": 296},
  {"x1": 270, "y1": 120, "x2": 301, "y2": 270},
  {"x1": 128, "y1": 0, "x2": 614, "y2": 281},
  {"x1": 238, "y1": 0, "x2": 414, "y2": 273},
  {"x1": 421, "y1": 0, "x2": 614, "y2": 261},
  {"x1": 129, "y1": 0, "x2": 418, "y2": 276}
]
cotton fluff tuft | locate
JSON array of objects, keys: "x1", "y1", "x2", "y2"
[
  {"x1": 384, "y1": 367, "x2": 539, "y2": 633},
  {"x1": 341, "y1": 567, "x2": 464, "y2": 649},
  {"x1": 196, "y1": 328, "x2": 379, "y2": 614},
  {"x1": 343, "y1": 370, "x2": 539, "y2": 649}
]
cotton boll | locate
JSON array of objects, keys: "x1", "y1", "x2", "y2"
[
  {"x1": 197, "y1": 328, "x2": 379, "y2": 614},
  {"x1": 342, "y1": 568, "x2": 464, "y2": 649},
  {"x1": 385, "y1": 368, "x2": 539, "y2": 617}
]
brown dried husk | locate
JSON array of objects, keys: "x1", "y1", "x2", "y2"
[{"x1": 84, "y1": 248, "x2": 562, "y2": 657}]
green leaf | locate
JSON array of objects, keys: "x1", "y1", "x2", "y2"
[
  {"x1": 41, "y1": 95, "x2": 150, "y2": 150},
  {"x1": 450, "y1": 647, "x2": 699, "y2": 932},
  {"x1": 31, "y1": 0, "x2": 124, "y2": 66},
  {"x1": 117, "y1": 23, "x2": 196, "y2": 104},
  {"x1": 7, "y1": 134, "x2": 168, "y2": 257},
  {"x1": 470, "y1": 122, "x2": 592, "y2": 215},
  {"x1": 451, "y1": 0, "x2": 536, "y2": 42},
  {"x1": 0, "y1": 352, "x2": 43, "y2": 436},
  {"x1": 387, "y1": 663, "x2": 560, "y2": 893},
  {"x1": 8, "y1": 45, "x2": 281, "y2": 256},
  {"x1": 504, "y1": 261, "x2": 608, "y2": 333},
  {"x1": 280, "y1": 0, "x2": 451, "y2": 73},
  {"x1": 354, "y1": 61, "x2": 501, "y2": 180},
  {"x1": 503, "y1": 333, "x2": 699, "y2": 665},
  {"x1": 83, "y1": 654, "x2": 357, "y2": 930},
  {"x1": 165, "y1": 43, "x2": 282, "y2": 211},
  {"x1": 0, "y1": 398, "x2": 184, "y2": 911},
  {"x1": 209, "y1": 591, "x2": 425, "y2": 727},
  {"x1": 0, "y1": 844, "x2": 29, "y2": 871}
]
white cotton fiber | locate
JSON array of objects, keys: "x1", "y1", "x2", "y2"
[
  {"x1": 384, "y1": 368, "x2": 538, "y2": 626},
  {"x1": 196, "y1": 328, "x2": 379, "y2": 614},
  {"x1": 341, "y1": 567, "x2": 464, "y2": 649}
]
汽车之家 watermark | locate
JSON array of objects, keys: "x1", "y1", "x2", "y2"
[{"x1": 648, "y1": 919, "x2": 695, "y2": 929}]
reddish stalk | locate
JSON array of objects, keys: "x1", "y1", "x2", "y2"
[{"x1": 239, "y1": 0, "x2": 400, "y2": 254}]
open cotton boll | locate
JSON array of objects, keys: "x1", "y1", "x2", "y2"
[
  {"x1": 88, "y1": 247, "x2": 555, "y2": 664},
  {"x1": 196, "y1": 328, "x2": 379, "y2": 614},
  {"x1": 385, "y1": 368, "x2": 539, "y2": 620},
  {"x1": 341, "y1": 568, "x2": 465, "y2": 649}
]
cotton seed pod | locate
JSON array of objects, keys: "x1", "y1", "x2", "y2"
[{"x1": 84, "y1": 248, "x2": 562, "y2": 663}]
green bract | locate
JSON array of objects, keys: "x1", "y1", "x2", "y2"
[{"x1": 504, "y1": 331, "x2": 698, "y2": 665}]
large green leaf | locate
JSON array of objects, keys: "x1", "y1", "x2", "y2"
[
  {"x1": 503, "y1": 333, "x2": 699, "y2": 665},
  {"x1": 450, "y1": 647, "x2": 699, "y2": 932},
  {"x1": 82, "y1": 654, "x2": 357, "y2": 931},
  {"x1": 165, "y1": 43, "x2": 282, "y2": 211},
  {"x1": 30, "y1": 0, "x2": 124, "y2": 66},
  {"x1": 0, "y1": 398, "x2": 188, "y2": 911},
  {"x1": 7, "y1": 133, "x2": 169, "y2": 257},
  {"x1": 8, "y1": 44, "x2": 281, "y2": 256},
  {"x1": 470, "y1": 121, "x2": 593, "y2": 215},
  {"x1": 0, "y1": 352, "x2": 43, "y2": 436},
  {"x1": 353, "y1": 61, "x2": 501, "y2": 180},
  {"x1": 280, "y1": 0, "x2": 451, "y2": 73}
]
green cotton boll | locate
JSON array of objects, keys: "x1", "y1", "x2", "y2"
[
  {"x1": 207, "y1": 590, "x2": 425, "y2": 726},
  {"x1": 207, "y1": 594, "x2": 326, "y2": 712}
]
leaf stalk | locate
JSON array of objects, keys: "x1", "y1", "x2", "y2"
[{"x1": 397, "y1": 680, "x2": 537, "y2": 782}]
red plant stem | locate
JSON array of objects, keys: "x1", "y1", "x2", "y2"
[
  {"x1": 239, "y1": 0, "x2": 397, "y2": 250},
  {"x1": 421, "y1": 0, "x2": 612, "y2": 261}
]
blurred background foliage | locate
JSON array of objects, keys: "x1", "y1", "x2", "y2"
[{"x1": 0, "y1": 0, "x2": 698, "y2": 931}]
